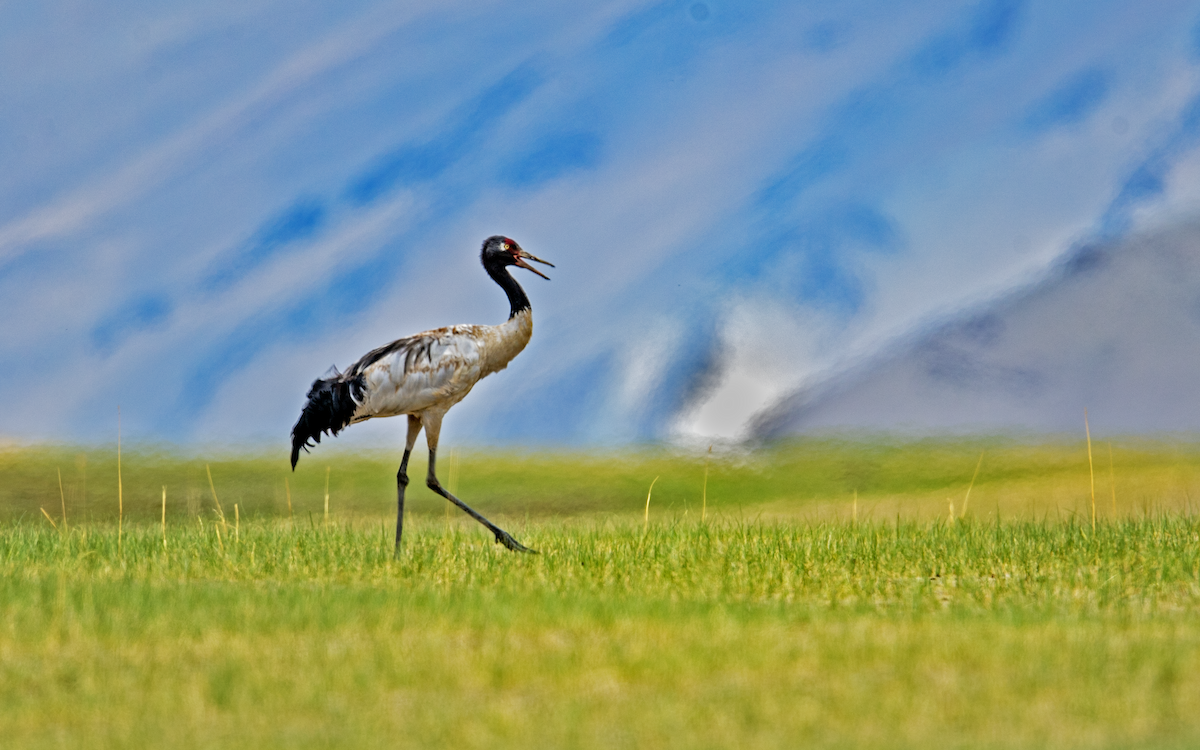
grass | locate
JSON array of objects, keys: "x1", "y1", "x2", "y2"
[
  {"x1": 2, "y1": 437, "x2": 1200, "y2": 748},
  {"x1": 6, "y1": 435, "x2": 1200, "y2": 524}
]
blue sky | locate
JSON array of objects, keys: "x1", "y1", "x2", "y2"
[{"x1": 3, "y1": 1, "x2": 1200, "y2": 447}]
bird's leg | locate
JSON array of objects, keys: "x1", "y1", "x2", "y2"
[
  {"x1": 427, "y1": 449, "x2": 536, "y2": 553},
  {"x1": 395, "y1": 415, "x2": 422, "y2": 556},
  {"x1": 422, "y1": 414, "x2": 536, "y2": 553}
]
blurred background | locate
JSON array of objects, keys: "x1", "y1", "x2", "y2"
[{"x1": 4, "y1": 0, "x2": 1200, "y2": 451}]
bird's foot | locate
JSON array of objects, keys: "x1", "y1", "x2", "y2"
[{"x1": 494, "y1": 529, "x2": 537, "y2": 554}]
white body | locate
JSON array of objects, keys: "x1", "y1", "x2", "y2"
[{"x1": 350, "y1": 308, "x2": 532, "y2": 423}]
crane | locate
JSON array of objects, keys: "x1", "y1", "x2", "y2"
[{"x1": 290, "y1": 235, "x2": 552, "y2": 554}]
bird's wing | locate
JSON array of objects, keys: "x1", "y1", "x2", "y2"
[{"x1": 346, "y1": 326, "x2": 486, "y2": 419}]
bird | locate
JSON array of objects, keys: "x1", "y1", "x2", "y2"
[{"x1": 290, "y1": 235, "x2": 552, "y2": 554}]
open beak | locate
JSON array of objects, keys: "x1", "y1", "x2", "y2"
[{"x1": 513, "y1": 247, "x2": 554, "y2": 280}]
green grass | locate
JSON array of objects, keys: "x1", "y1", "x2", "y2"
[
  {"x1": 6, "y1": 436, "x2": 1200, "y2": 524},
  {"x1": 2, "y1": 438, "x2": 1200, "y2": 748}
]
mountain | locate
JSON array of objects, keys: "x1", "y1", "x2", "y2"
[{"x1": 752, "y1": 220, "x2": 1200, "y2": 437}]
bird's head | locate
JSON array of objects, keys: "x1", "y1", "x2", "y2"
[{"x1": 481, "y1": 235, "x2": 553, "y2": 279}]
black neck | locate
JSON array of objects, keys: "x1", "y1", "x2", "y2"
[{"x1": 485, "y1": 261, "x2": 530, "y2": 319}]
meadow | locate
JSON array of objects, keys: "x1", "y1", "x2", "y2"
[{"x1": 2, "y1": 437, "x2": 1199, "y2": 749}]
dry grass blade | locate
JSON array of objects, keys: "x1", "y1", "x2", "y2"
[
  {"x1": 39, "y1": 507, "x2": 57, "y2": 529},
  {"x1": 117, "y1": 406, "x2": 123, "y2": 553},
  {"x1": 1086, "y1": 409, "x2": 1096, "y2": 535},
  {"x1": 206, "y1": 464, "x2": 228, "y2": 533},
  {"x1": 56, "y1": 467, "x2": 67, "y2": 530},
  {"x1": 1108, "y1": 442, "x2": 1117, "y2": 516},
  {"x1": 643, "y1": 476, "x2": 659, "y2": 532},
  {"x1": 960, "y1": 451, "x2": 985, "y2": 519}
]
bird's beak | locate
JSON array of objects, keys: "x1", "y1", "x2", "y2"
[{"x1": 513, "y1": 247, "x2": 554, "y2": 280}]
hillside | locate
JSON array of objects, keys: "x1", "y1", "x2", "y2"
[{"x1": 754, "y1": 221, "x2": 1200, "y2": 436}]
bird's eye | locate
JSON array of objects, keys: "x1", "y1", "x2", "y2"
[{"x1": 502, "y1": 242, "x2": 510, "y2": 251}]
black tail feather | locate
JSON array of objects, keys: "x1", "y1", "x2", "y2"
[{"x1": 290, "y1": 374, "x2": 364, "y2": 469}]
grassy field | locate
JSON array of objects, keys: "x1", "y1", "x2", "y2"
[
  {"x1": 2, "y1": 438, "x2": 1200, "y2": 748},
  {"x1": 6, "y1": 435, "x2": 1200, "y2": 524}
]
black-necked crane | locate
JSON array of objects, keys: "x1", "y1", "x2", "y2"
[{"x1": 290, "y1": 235, "x2": 552, "y2": 554}]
